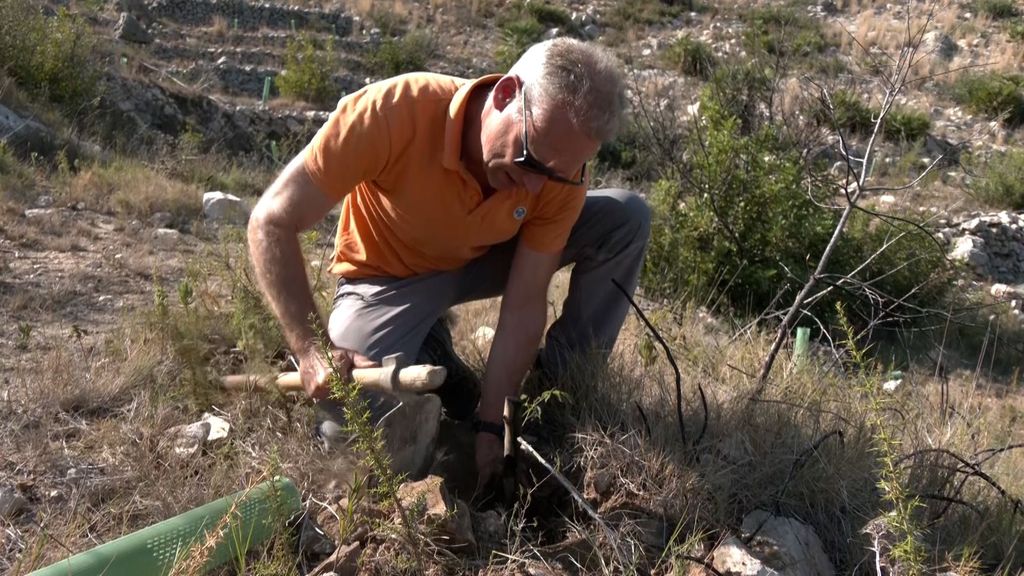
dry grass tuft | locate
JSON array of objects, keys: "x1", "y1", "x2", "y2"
[{"x1": 61, "y1": 159, "x2": 200, "y2": 221}]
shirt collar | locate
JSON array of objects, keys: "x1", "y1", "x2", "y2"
[{"x1": 443, "y1": 74, "x2": 503, "y2": 172}]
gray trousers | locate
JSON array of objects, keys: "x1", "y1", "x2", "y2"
[{"x1": 327, "y1": 188, "x2": 651, "y2": 376}]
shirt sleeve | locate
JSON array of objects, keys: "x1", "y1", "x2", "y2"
[
  {"x1": 519, "y1": 183, "x2": 587, "y2": 253},
  {"x1": 303, "y1": 86, "x2": 391, "y2": 202}
]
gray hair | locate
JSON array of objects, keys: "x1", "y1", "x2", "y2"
[{"x1": 508, "y1": 38, "x2": 626, "y2": 143}]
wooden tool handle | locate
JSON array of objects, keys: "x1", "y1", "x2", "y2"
[{"x1": 221, "y1": 364, "x2": 447, "y2": 394}]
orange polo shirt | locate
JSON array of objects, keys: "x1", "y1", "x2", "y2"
[{"x1": 303, "y1": 72, "x2": 586, "y2": 279}]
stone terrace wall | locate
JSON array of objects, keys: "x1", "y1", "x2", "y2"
[
  {"x1": 146, "y1": 0, "x2": 352, "y2": 34},
  {"x1": 939, "y1": 211, "x2": 1024, "y2": 283}
]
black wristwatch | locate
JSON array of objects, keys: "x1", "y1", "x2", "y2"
[{"x1": 471, "y1": 415, "x2": 504, "y2": 439}]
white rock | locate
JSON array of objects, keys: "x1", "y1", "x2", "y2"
[
  {"x1": 164, "y1": 421, "x2": 211, "y2": 457},
  {"x1": 950, "y1": 235, "x2": 989, "y2": 269},
  {"x1": 882, "y1": 378, "x2": 902, "y2": 392},
  {"x1": 473, "y1": 326, "x2": 495, "y2": 352},
  {"x1": 991, "y1": 283, "x2": 1011, "y2": 299},
  {"x1": 922, "y1": 30, "x2": 958, "y2": 60},
  {"x1": 201, "y1": 413, "x2": 231, "y2": 441},
  {"x1": 740, "y1": 510, "x2": 835, "y2": 576},
  {"x1": 0, "y1": 485, "x2": 28, "y2": 519},
  {"x1": 202, "y1": 191, "x2": 249, "y2": 225},
  {"x1": 152, "y1": 228, "x2": 182, "y2": 248},
  {"x1": 711, "y1": 535, "x2": 773, "y2": 576},
  {"x1": 879, "y1": 194, "x2": 896, "y2": 204}
]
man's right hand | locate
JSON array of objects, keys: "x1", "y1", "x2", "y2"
[{"x1": 299, "y1": 347, "x2": 378, "y2": 400}]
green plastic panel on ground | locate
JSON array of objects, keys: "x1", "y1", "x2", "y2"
[{"x1": 29, "y1": 476, "x2": 301, "y2": 576}]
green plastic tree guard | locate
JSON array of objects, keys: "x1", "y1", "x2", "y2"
[
  {"x1": 29, "y1": 476, "x2": 300, "y2": 576},
  {"x1": 793, "y1": 326, "x2": 811, "y2": 365}
]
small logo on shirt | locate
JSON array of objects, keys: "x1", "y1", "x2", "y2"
[{"x1": 513, "y1": 206, "x2": 527, "y2": 220}]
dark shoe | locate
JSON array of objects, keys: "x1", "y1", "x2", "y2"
[{"x1": 417, "y1": 317, "x2": 480, "y2": 421}]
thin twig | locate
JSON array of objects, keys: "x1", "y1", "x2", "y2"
[
  {"x1": 516, "y1": 437, "x2": 631, "y2": 569},
  {"x1": 612, "y1": 278, "x2": 699, "y2": 448}
]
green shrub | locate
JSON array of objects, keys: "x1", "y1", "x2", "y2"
[
  {"x1": 643, "y1": 68, "x2": 950, "y2": 321},
  {"x1": 643, "y1": 86, "x2": 835, "y2": 310},
  {"x1": 885, "y1": 107, "x2": 931, "y2": 142},
  {"x1": 951, "y1": 72, "x2": 1024, "y2": 127},
  {"x1": 1009, "y1": 19, "x2": 1024, "y2": 41},
  {"x1": 975, "y1": 0, "x2": 1019, "y2": 19},
  {"x1": 0, "y1": 142, "x2": 34, "y2": 204},
  {"x1": 367, "y1": 30, "x2": 435, "y2": 77},
  {"x1": 605, "y1": 0, "x2": 685, "y2": 28},
  {"x1": 831, "y1": 212, "x2": 950, "y2": 326},
  {"x1": 0, "y1": 0, "x2": 99, "y2": 109},
  {"x1": 495, "y1": 17, "x2": 545, "y2": 71},
  {"x1": 277, "y1": 33, "x2": 338, "y2": 105},
  {"x1": 973, "y1": 149, "x2": 1024, "y2": 210},
  {"x1": 702, "y1": 63, "x2": 775, "y2": 135},
  {"x1": 743, "y1": 5, "x2": 828, "y2": 60},
  {"x1": 524, "y1": 1, "x2": 572, "y2": 28},
  {"x1": 662, "y1": 35, "x2": 716, "y2": 79},
  {"x1": 817, "y1": 90, "x2": 875, "y2": 134}
]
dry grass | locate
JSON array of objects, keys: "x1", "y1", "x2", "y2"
[{"x1": 60, "y1": 159, "x2": 201, "y2": 221}]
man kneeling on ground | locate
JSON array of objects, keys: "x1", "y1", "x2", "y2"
[{"x1": 247, "y1": 38, "x2": 650, "y2": 485}]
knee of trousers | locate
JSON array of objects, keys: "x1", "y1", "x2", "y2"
[{"x1": 602, "y1": 188, "x2": 652, "y2": 247}]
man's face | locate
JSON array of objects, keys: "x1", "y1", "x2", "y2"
[{"x1": 482, "y1": 86, "x2": 599, "y2": 194}]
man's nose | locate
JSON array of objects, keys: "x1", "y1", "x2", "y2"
[{"x1": 522, "y1": 172, "x2": 548, "y2": 194}]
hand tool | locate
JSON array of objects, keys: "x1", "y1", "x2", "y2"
[{"x1": 221, "y1": 352, "x2": 446, "y2": 394}]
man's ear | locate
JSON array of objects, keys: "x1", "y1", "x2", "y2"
[{"x1": 491, "y1": 75, "x2": 521, "y2": 112}]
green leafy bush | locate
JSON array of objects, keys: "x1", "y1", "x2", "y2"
[
  {"x1": 605, "y1": 0, "x2": 685, "y2": 29},
  {"x1": 643, "y1": 85, "x2": 835, "y2": 310},
  {"x1": 1009, "y1": 20, "x2": 1024, "y2": 41},
  {"x1": 277, "y1": 33, "x2": 338, "y2": 105},
  {"x1": 817, "y1": 90, "x2": 875, "y2": 134},
  {"x1": 524, "y1": 1, "x2": 572, "y2": 28},
  {"x1": 495, "y1": 17, "x2": 545, "y2": 71},
  {"x1": 951, "y1": 72, "x2": 1024, "y2": 127},
  {"x1": 975, "y1": 0, "x2": 1019, "y2": 19},
  {"x1": 743, "y1": 5, "x2": 828, "y2": 60},
  {"x1": 367, "y1": 30, "x2": 435, "y2": 77},
  {"x1": 0, "y1": 0, "x2": 99, "y2": 109},
  {"x1": 885, "y1": 107, "x2": 931, "y2": 142},
  {"x1": 662, "y1": 35, "x2": 716, "y2": 79},
  {"x1": 643, "y1": 67, "x2": 950, "y2": 321},
  {"x1": 973, "y1": 149, "x2": 1024, "y2": 210},
  {"x1": 0, "y1": 142, "x2": 34, "y2": 204}
]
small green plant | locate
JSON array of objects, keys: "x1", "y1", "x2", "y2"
[
  {"x1": 525, "y1": 1, "x2": 573, "y2": 28},
  {"x1": 277, "y1": 33, "x2": 338, "y2": 105},
  {"x1": 495, "y1": 14, "x2": 545, "y2": 71},
  {"x1": 604, "y1": 0, "x2": 685, "y2": 29},
  {"x1": 0, "y1": 0, "x2": 99, "y2": 108},
  {"x1": 973, "y1": 149, "x2": 1024, "y2": 210},
  {"x1": 836, "y1": 303, "x2": 928, "y2": 575},
  {"x1": 0, "y1": 142, "x2": 34, "y2": 204},
  {"x1": 367, "y1": 30, "x2": 435, "y2": 77},
  {"x1": 661, "y1": 35, "x2": 716, "y2": 80},
  {"x1": 16, "y1": 322, "x2": 33, "y2": 350},
  {"x1": 885, "y1": 106, "x2": 931, "y2": 142},
  {"x1": 818, "y1": 89, "x2": 875, "y2": 134},
  {"x1": 368, "y1": 5, "x2": 407, "y2": 37},
  {"x1": 951, "y1": 72, "x2": 1024, "y2": 127},
  {"x1": 975, "y1": 0, "x2": 1019, "y2": 19},
  {"x1": 1008, "y1": 19, "x2": 1024, "y2": 41},
  {"x1": 743, "y1": 5, "x2": 828, "y2": 60}
]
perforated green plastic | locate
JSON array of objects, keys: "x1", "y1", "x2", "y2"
[{"x1": 29, "y1": 476, "x2": 300, "y2": 576}]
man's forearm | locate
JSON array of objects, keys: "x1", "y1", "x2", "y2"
[
  {"x1": 477, "y1": 296, "x2": 547, "y2": 423},
  {"x1": 248, "y1": 214, "x2": 323, "y2": 358}
]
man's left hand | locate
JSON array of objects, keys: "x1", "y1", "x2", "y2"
[{"x1": 475, "y1": 431, "x2": 504, "y2": 491}]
